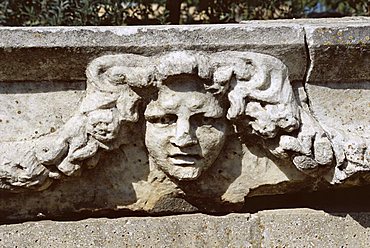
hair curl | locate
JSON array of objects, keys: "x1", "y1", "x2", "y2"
[{"x1": 86, "y1": 51, "x2": 300, "y2": 139}]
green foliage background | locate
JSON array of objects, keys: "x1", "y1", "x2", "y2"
[{"x1": 0, "y1": 0, "x2": 368, "y2": 26}]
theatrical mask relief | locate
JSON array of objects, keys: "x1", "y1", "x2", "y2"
[{"x1": 0, "y1": 51, "x2": 369, "y2": 203}]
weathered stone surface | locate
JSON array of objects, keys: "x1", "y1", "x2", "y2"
[
  {"x1": 304, "y1": 17, "x2": 370, "y2": 83},
  {"x1": 0, "y1": 24, "x2": 306, "y2": 82},
  {"x1": 301, "y1": 17, "x2": 370, "y2": 183},
  {"x1": 305, "y1": 82, "x2": 370, "y2": 183},
  {"x1": 0, "y1": 81, "x2": 85, "y2": 141},
  {"x1": 241, "y1": 17, "x2": 370, "y2": 83},
  {"x1": 0, "y1": 213, "x2": 261, "y2": 247},
  {"x1": 1, "y1": 209, "x2": 370, "y2": 247},
  {"x1": 259, "y1": 209, "x2": 370, "y2": 247},
  {"x1": 0, "y1": 51, "x2": 311, "y2": 220},
  {"x1": 0, "y1": 18, "x2": 369, "y2": 221}
]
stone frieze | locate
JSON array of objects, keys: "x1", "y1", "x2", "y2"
[{"x1": 1, "y1": 51, "x2": 368, "y2": 198}]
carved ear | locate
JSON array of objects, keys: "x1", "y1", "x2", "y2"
[{"x1": 226, "y1": 52, "x2": 300, "y2": 138}]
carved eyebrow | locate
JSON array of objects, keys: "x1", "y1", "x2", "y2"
[
  {"x1": 202, "y1": 104, "x2": 224, "y2": 118},
  {"x1": 203, "y1": 110, "x2": 223, "y2": 118},
  {"x1": 158, "y1": 99, "x2": 179, "y2": 111},
  {"x1": 191, "y1": 112, "x2": 222, "y2": 121},
  {"x1": 144, "y1": 104, "x2": 168, "y2": 118}
]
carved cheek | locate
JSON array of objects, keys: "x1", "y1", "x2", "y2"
[
  {"x1": 145, "y1": 122, "x2": 173, "y2": 157},
  {"x1": 196, "y1": 125, "x2": 226, "y2": 159},
  {"x1": 161, "y1": 126, "x2": 176, "y2": 156}
]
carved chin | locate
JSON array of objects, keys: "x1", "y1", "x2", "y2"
[{"x1": 162, "y1": 165, "x2": 203, "y2": 181}]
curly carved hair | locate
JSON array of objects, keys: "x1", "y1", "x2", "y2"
[{"x1": 85, "y1": 51, "x2": 300, "y2": 139}]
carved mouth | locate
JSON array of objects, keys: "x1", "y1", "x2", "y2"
[{"x1": 168, "y1": 154, "x2": 203, "y2": 165}]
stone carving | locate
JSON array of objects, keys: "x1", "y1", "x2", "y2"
[
  {"x1": 0, "y1": 51, "x2": 368, "y2": 194},
  {"x1": 144, "y1": 75, "x2": 228, "y2": 181}
]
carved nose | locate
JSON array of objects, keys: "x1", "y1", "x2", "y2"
[
  {"x1": 171, "y1": 132, "x2": 197, "y2": 147},
  {"x1": 170, "y1": 119, "x2": 197, "y2": 147}
]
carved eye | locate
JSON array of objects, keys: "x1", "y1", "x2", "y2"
[
  {"x1": 193, "y1": 113, "x2": 217, "y2": 126},
  {"x1": 148, "y1": 114, "x2": 177, "y2": 126},
  {"x1": 201, "y1": 116, "x2": 216, "y2": 125}
]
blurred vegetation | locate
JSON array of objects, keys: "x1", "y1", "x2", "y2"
[{"x1": 0, "y1": 0, "x2": 368, "y2": 26}]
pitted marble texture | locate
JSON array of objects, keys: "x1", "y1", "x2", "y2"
[
  {"x1": 0, "y1": 51, "x2": 320, "y2": 192},
  {"x1": 0, "y1": 18, "x2": 369, "y2": 220},
  {"x1": 1, "y1": 210, "x2": 370, "y2": 248}
]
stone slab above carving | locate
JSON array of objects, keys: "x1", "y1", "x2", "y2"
[
  {"x1": 0, "y1": 23, "x2": 306, "y2": 82},
  {"x1": 0, "y1": 18, "x2": 369, "y2": 221}
]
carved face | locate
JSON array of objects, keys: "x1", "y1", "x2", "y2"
[
  {"x1": 144, "y1": 76, "x2": 227, "y2": 180},
  {"x1": 86, "y1": 109, "x2": 120, "y2": 142}
]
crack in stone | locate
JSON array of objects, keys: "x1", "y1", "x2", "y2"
[
  {"x1": 301, "y1": 27, "x2": 324, "y2": 128},
  {"x1": 302, "y1": 27, "x2": 313, "y2": 112}
]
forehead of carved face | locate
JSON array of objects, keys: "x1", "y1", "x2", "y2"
[{"x1": 144, "y1": 75, "x2": 227, "y2": 181}]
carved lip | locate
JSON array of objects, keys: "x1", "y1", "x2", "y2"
[{"x1": 168, "y1": 154, "x2": 203, "y2": 165}]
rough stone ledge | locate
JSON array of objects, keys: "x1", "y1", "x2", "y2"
[
  {"x1": 0, "y1": 17, "x2": 368, "y2": 83},
  {"x1": 1, "y1": 209, "x2": 369, "y2": 247},
  {"x1": 0, "y1": 22, "x2": 306, "y2": 82}
]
